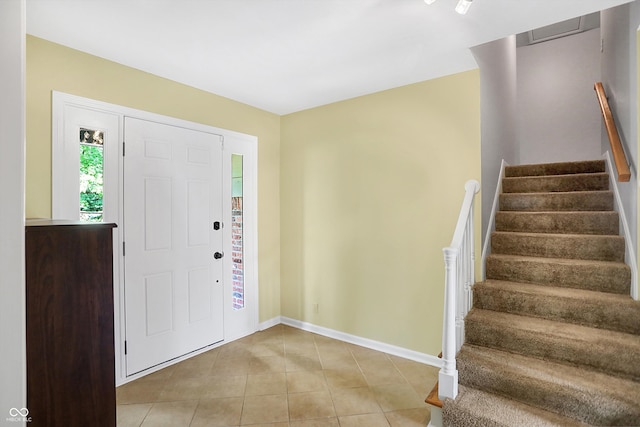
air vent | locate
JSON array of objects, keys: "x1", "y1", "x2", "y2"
[{"x1": 528, "y1": 17, "x2": 584, "y2": 45}]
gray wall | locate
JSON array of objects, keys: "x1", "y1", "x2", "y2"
[
  {"x1": 517, "y1": 29, "x2": 603, "y2": 164},
  {"x1": 472, "y1": 28, "x2": 603, "y2": 243},
  {"x1": 0, "y1": 0, "x2": 26, "y2": 419},
  {"x1": 474, "y1": 2, "x2": 638, "y2": 270},
  {"x1": 471, "y1": 36, "x2": 518, "y2": 243},
  {"x1": 601, "y1": 1, "x2": 639, "y2": 263}
]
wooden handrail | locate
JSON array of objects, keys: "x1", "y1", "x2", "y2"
[{"x1": 594, "y1": 82, "x2": 631, "y2": 182}]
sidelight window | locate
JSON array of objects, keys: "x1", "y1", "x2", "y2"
[
  {"x1": 79, "y1": 128, "x2": 104, "y2": 222},
  {"x1": 231, "y1": 154, "x2": 244, "y2": 310}
]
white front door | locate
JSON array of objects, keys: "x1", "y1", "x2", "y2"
[
  {"x1": 52, "y1": 93, "x2": 259, "y2": 383},
  {"x1": 123, "y1": 117, "x2": 224, "y2": 375}
]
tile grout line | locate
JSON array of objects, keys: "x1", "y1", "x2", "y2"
[
  {"x1": 118, "y1": 324, "x2": 434, "y2": 426},
  {"x1": 315, "y1": 333, "x2": 342, "y2": 426}
]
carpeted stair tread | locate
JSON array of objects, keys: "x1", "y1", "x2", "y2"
[
  {"x1": 502, "y1": 173, "x2": 609, "y2": 193},
  {"x1": 505, "y1": 160, "x2": 605, "y2": 178},
  {"x1": 485, "y1": 254, "x2": 631, "y2": 294},
  {"x1": 491, "y1": 231, "x2": 625, "y2": 262},
  {"x1": 442, "y1": 385, "x2": 589, "y2": 427},
  {"x1": 500, "y1": 190, "x2": 613, "y2": 211},
  {"x1": 457, "y1": 345, "x2": 640, "y2": 426},
  {"x1": 495, "y1": 211, "x2": 619, "y2": 235},
  {"x1": 442, "y1": 158, "x2": 640, "y2": 426},
  {"x1": 465, "y1": 308, "x2": 640, "y2": 380},
  {"x1": 473, "y1": 280, "x2": 640, "y2": 334}
]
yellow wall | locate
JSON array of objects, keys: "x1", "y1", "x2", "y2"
[
  {"x1": 26, "y1": 36, "x2": 281, "y2": 321},
  {"x1": 280, "y1": 70, "x2": 481, "y2": 355},
  {"x1": 26, "y1": 35, "x2": 482, "y2": 353}
]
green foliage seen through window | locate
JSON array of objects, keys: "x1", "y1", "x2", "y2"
[{"x1": 80, "y1": 144, "x2": 103, "y2": 221}]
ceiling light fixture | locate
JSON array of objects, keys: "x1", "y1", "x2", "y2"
[
  {"x1": 455, "y1": 0, "x2": 473, "y2": 15},
  {"x1": 424, "y1": 0, "x2": 474, "y2": 14}
]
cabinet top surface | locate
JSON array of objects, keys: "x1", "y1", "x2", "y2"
[{"x1": 26, "y1": 219, "x2": 117, "y2": 229}]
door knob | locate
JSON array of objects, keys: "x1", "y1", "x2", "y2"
[{"x1": 214, "y1": 251, "x2": 224, "y2": 259}]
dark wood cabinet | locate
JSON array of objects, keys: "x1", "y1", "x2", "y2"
[{"x1": 26, "y1": 220, "x2": 117, "y2": 426}]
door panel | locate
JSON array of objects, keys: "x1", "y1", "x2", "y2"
[{"x1": 124, "y1": 117, "x2": 224, "y2": 375}]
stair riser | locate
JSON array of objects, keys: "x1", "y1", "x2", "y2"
[
  {"x1": 500, "y1": 191, "x2": 613, "y2": 211},
  {"x1": 473, "y1": 285, "x2": 640, "y2": 335},
  {"x1": 457, "y1": 354, "x2": 640, "y2": 426},
  {"x1": 442, "y1": 406, "x2": 505, "y2": 427},
  {"x1": 485, "y1": 256, "x2": 631, "y2": 294},
  {"x1": 465, "y1": 318, "x2": 640, "y2": 381},
  {"x1": 442, "y1": 386, "x2": 587, "y2": 427},
  {"x1": 495, "y1": 211, "x2": 619, "y2": 235},
  {"x1": 505, "y1": 160, "x2": 606, "y2": 177},
  {"x1": 503, "y1": 173, "x2": 609, "y2": 194},
  {"x1": 491, "y1": 232, "x2": 625, "y2": 262}
]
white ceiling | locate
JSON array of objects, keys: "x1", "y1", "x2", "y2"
[{"x1": 26, "y1": 0, "x2": 634, "y2": 115}]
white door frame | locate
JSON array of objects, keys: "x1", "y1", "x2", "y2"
[{"x1": 52, "y1": 91, "x2": 259, "y2": 385}]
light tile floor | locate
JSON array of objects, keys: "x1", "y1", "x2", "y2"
[{"x1": 117, "y1": 325, "x2": 438, "y2": 426}]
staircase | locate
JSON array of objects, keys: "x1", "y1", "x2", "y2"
[{"x1": 441, "y1": 159, "x2": 640, "y2": 426}]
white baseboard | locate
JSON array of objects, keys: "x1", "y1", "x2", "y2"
[
  {"x1": 118, "y1": 317, "x2": 442, "y2": 387},
  {"x1": 258, "y1": 315, "x2": 282, "y2": 331},
  {"x1": 260, "y1": 316, "x2": 443, "y2": 368},
  {"x1": 603, "y1": 151, "x2": 638, "y2": 300}
]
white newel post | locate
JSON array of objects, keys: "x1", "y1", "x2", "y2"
[{"x1": 439, "y1": 246, "x2": 459, "y2": 400}]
